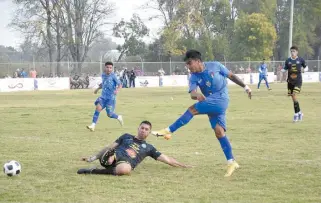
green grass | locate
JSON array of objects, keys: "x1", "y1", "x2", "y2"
[{"x1": 0, "y1": 83, "x2": 321, "y2": 203}]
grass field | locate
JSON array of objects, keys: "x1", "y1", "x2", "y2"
[{"x1": 0, "y1": 83, "x2": 321, "y2": 203}]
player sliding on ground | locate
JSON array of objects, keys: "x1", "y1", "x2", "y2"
[
  {"x1": 152, "y1": 50, "x2": 252, "y2": 177},
  {"x1": 281, "y1": 45, "x2": 308, "y2": 122},
  {"x1": 78, "y1": 121, "x2": 191, "y2": 175},
  {"x1": 87, "y1": 62, "x2": 123, "y2": 132}
]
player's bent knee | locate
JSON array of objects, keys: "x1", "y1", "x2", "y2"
[
  {"x1": 96, "y1": 104, "x2": 103, "y2": 112},
  {"x1": 214, "y1": 124, "x2": 225, "y2": 138},
  {"x1": 188, "y1": 105, "x2": 198, "y2": 115},
  {"x1": 115, "y1": 163, "x2": 132, "y2": 175}
]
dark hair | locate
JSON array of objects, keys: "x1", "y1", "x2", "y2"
[
  {"x1": 183, "y1": 50, "x2": 202, "y2": 62},
  {"x1": 263, "y1": 58, "x2": 266, "y2": 61},
  {"x1": 290, "y1": 46, "x2": 298, "y2": 51},
  {"x1": 105, "y1": 61, "x2": 113, "y2": 66},
  {"x1": 140, "y1": 120, "x2": 152, "y2": 129}
]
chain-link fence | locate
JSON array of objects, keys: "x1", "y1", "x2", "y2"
[{"x1": 0, "y1": 60, "x2": 320, "y2": 78}]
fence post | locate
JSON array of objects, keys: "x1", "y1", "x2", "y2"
[
  {"x1": 67, "y1": 59, "x2": 70, "y2": 74},
  {"x1": 100, "y1": 54, "x2": 103, "y2": 75},
  {"x1": 170, "y1": 56, "x2": 172, "y2": 75},
  {"x1": 142, "y1": 62, "x2": 144, "y2": 74},
  {"x1": 318, "y1": 56, "x2": 320, "y2": 72}
]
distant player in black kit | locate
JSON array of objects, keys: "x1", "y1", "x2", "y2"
[
  {"x1": 77, "y1": 121, "x2": 191, "y2": 175},
  {"x1": 281, "y1": 46, "x2": 308, "y2": 122}
]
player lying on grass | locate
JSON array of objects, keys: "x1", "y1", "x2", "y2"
[
  {"x1": 87, "y1": 62, "x2": 123, "y2": 132},
  {"x1": 281, "y1": 45, "x2": 308, "y2": 122},
  {"x1": 78, "y1": 121, "x2": 191, "y2": 175},
  {"x1": 152, "y1": 50, "x2": 252, "y2": 177}
]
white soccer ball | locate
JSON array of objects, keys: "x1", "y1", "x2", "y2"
[{"x1": 3, "y1": 160, "x2": 21, "y2": 176}]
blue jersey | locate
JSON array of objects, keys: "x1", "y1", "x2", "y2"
[
  {"x1": 101, "y1": 73, "x2": 120, "y2": 100},
  {"x1": 188, "y1": 61, "x2": 230, "y2": 101},
  {"x1": 259, "y1": 64, "x2": 268, "y2": 76}
]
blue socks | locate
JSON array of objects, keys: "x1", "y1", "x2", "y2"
[
  {"x1": 265, "y1": 81, "x2": 270, "y2": 88},
  {"x1": 92, "y1": 110, "x2": 100, "y2": 124},
  {"x1": 169, "y1": 110, "x2": 194, "y2": 133},
  {"x1": 218, "y1": 135, "x2": 234, "y2": 161},
  {"x1": 108, "y1": 113, "x2": 118, "y2": 119}
]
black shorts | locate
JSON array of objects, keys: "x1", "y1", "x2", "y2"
[
  {"x1": 99, "y1": 149, "x2": 131, "y2": 168},
  {"x1": 99, "y1": 149, "x2": 116, "y2": 168},
  {"x1": 287, "y1": 82, "x2": 302, "y2": 95}
]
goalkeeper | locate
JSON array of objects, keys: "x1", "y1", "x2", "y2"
[{"x1": 77, "y1": 120, "x2": 191, "y2": 175}]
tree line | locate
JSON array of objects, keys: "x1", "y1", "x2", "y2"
[{"x1": 1, "y1": 0, "x2": 320, "y2": 73}]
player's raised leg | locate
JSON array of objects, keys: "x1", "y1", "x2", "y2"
[
  {"x1": 87, "y1": 98, "x2": 105, "y2": 132},
  {"x1": 208, "y1": 114, "x2": 239, "y2": 177},
  {"x1": 151, "y1": 105, "x2": 197, "y2": 139},
  {"x1": 106, "y1": 99, "x2": 123, "y2": 126}
]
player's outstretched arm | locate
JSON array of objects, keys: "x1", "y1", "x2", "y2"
[
  {"x1": 81, "y1": 142, "x2": 119, "y2": 162},
  {"x1": 157, "y1": 154, "x2": 192, "y2": 168},
  {"x1": 228, "y1": 72, "x2": 252, "y2": 99}
]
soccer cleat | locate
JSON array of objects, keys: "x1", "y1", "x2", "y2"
[
  {"x1": 86, "y1": 124, "x2": 95, "y2": 132},
  {"x1": 293, "y1": 114, "x2": 299, "y2": 123},
  {"x1": 298, "y1": 112, "x2": 303, "y2": 121},
  {"x1": 268, "y1": 88, "x2": 272, "y2": 91},
  {"x1": 117, "y1": 115, "x2": 124, "y2": 127},
  {"x1": 77, "y1": 168, "x2": 94, "y2": 174},
  {"x1": 151, "y1": 128, "x2": 172, "y2": 140},
  {"x1": 224, "y1": 160, "x2": 240, "y2": 177}
]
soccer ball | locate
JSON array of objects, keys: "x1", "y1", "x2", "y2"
[{"x1": 3, "y1": 160, "x2": 21, "y2": 176}]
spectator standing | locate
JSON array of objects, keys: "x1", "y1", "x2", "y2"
[{"x1": 129, "y1": 68, "x2": 136, "y2": 88}]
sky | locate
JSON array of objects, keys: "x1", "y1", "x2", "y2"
[{"x1": 0, "y1": 0, "x2": 163, "y2": 49}]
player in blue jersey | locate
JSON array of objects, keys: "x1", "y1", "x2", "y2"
[
  {"x1": 257, "y1": 59, "x2": 271, "y2": 90},
  {"x1": 87, "y1": 62, "x2": 123, "y2": 132},
  {"x1": 152, "y1": 50, "x2": 252, "y2": 177},
  {"x1": 281, "y1": 46, "x2": 308, "y2": 122}
]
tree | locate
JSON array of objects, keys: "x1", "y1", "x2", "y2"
[
  {"x1": 60, "y1": 0, "x2": 115, "y2": 72},
  {"x1": 87, "y1": 36, "x2": 118, "y2": 61},
  {"x1": 11, "y1": 0, "x2": 57, "y2": 72},
  {"x1": 143, "y1": 0, "x2": 181, "y2": 27},
  {"x1": 113, "y1": 14, "x2": 149, "y2": 62},
  {"x1": 11, "y1": 0, "x2": 115, "y2": 73},
  {"x1": 232, "y1": 13, "x2": 277, "y2": 61}
]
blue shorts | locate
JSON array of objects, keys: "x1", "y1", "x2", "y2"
[
  {"x1": 94, "y1": 97, "x2": 116, "y2": 115},
  {"x1": 259, "y1": 75, "x2": 267, "y2": 81},
  {"x1": 194, "y1": 99, "x2": 229, "y2": 131}
]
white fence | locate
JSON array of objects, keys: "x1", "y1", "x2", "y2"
[
  {"x1": 1, "y1": 72, "x2": 320, "y2": 92},
  {"x1": 0, "y1": 60, "x2": 321, "y2": 78}
]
